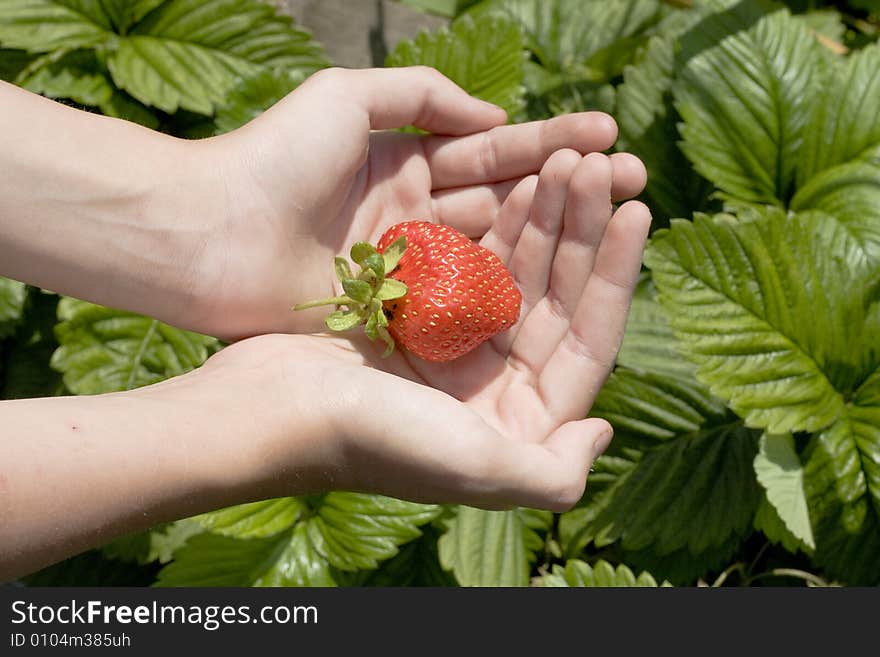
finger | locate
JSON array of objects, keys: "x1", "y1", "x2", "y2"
[
  {"x1": 486, "y1": 418, "x2": 612, "y2": 511},
  {"x1": 432, "y1": 178, "x2": 523, "y2": 237},
  {"x1": 477, "y1": 175, "x2": 538, "y2": 265},
  {"x1": 538, "y1": 201, "x2": 652, "y2": 423},
  {"x1": 449, "y1": 418, "x2": 612, "y2": 512},
  {"x1": 507, "y1": 153, "x2": 614, "y2": 372},
  {"x1": 430, "y1": 153, "x2": 645, "y2": 237},
  {"x1": 506, "y1": 149, "x2": 582, "y2": 309},
  {"x1": 423, "y1": 112, "x2": 618, "y2": 189},
  {"x1": 609, "y1": 152, "x2": 648, "y2": 201},
  {"x1": 319, "y1": 66, "x2": 508, "y2": 135}
]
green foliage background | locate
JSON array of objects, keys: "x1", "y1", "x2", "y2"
[{"x1": 1, "y1": 0, "x2": 879, "y2": 587}]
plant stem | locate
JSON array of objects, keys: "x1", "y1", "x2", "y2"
[{"x1": 292, "y1": 295, "x2": 354, "y2": 311}]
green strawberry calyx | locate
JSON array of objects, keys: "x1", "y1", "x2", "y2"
[{"x1": 292, "y1": 236, "x2": 408, "y2": 357}]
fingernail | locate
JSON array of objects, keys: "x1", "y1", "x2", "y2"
[{"x1": 592, "y1": 427, "x2": 614, "y2": 461}]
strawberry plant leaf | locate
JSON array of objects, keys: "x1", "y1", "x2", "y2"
[
  {"x1": 535, "y1": 559, "x2": 664, "y2": 587},
  {"x1": 616, "y1": 274, "x2": 697, "y2": 379},
  {"x1": 753, "y1": 433, "x2": 815, "y2": 550},
  {"x1": 196, "y1": 498, "x2": 307, "y2": 539},
  {"x1": 0, "y1": 1, "x2": 110, "y2": 52},
  {"x1": 386, "y1": 12, "x2": 526, "y2": 119},
  {"x1": 161, "y1": 494, "x2": 439, "y2": 585},
  {"x1": 375, "y1": 279, "x2": 408, "y2": 301},
  {"x1": 592, "y1": 368, "x2": 728, "y2": 443},
  {"x1": 326, "y1": 310, "x2": 364, "y2": 332},
  {"x1": 674, "y1": 1, "x2": 821, "y2": 205},
  {"x1": 0, "y1": 48, "x2": 35, "y2": 81},
  {"x1": 213, "y1": 67, "x2": 305, "y2": 134},
  {"x1": 50, "y1": 297, "x2": 219, "y2": 394},
  {"x1": 0, "y1": 277, "x2": 27, "y2": 338},
  {"x1": 797, "y1": 43, "x2": 880, "y2": 185},
  {"x1": 615, "y1": 34, "x2": 713, "y2": 223},
  {"x1": 360, "y1": 525, "x2": 457, "y2": 586},
  {"x1": 155, "y1": 531, "x2": 293, "y2": 587},
  {"x1": 467, "y1": 0, "x2": 662, "y2": 117},
  {"x1": 754, "y1": 494, "x2": 811, "y2": 555},
  {"x1": 0, "y1": 0, "x2": 330, "y2": 116},
  {"x1": 645, "y1": 208, "x2": 878, "y2": 434},
  {"x1": 1, "y1": 290, "x2": 64, "y2": 399},
  {"x1": 437, "y1": 506, "x2": 552, "y2": 586},
  {"x1": 381, "y1": 236, "x2": 407, "y2": 273},
  {"x1": 591, "y1": 422, "x2": 761, "y2": 556},
  {"x1": 803, "y1": 370, "x2": 880, "y2": 584},
  {"x1": 398, "y1": 0, "x2": 482, "y2": 17},
  {"x1": 791, "y1": 159, "x2": 880, "y2": 265},
  {"x1": 306, "y1": 493, "x2": 439, "y2": 571},
  {"x1": 18, "y1": 49, "x2": 113, "y2": 107}
]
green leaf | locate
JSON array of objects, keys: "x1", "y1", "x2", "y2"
[
  {"x1": 363, "y1": 253, "x2": 385, "y2": 279},
  {"x1": 197, "y1": 498, "x2": 307, "y2": 539},
  {"x1": 592, "y1": 368, "x2": 729, "y2": 443},
  {"x1": 381, "y1": 236, "x2": 407, "y2": 273},
  {"x1": 805, "y1": 371, "x2": 880, "y2": 586},
  {"x1": 438, "y1": 506, "x2": 552, "y2": 586},
  {"x1": 615, "y1": 35, "x2": 712, "y2": 222},
  {"x1": 253, "y1": 523, "x2": 337, "y2": 586},
  {"x1": 645, "y1": 208, "x2": 877, "y2": 434},
  {"x1": 155, "y1": 531, "x2": 292, "y2": 587},
  {"x1": 306, "y1": 493, "x2": 439, "y2": 571},
  {"x1": 1, "y1": 290, "x2": 64, "y2": 399},
  {"x1": 591, "y1": 423, "x2": 761, "y2": 556},
  {"x1": 213, "y1": 67, "x2": 304, "y2": 134},
  {"x1": 50, "y1": 297, "x2": 219, "y2": 394},
  {"x1": 753, "y1": 433, "x2": 815, "y2": 550},
  {"x1": 674, "y1": 2, "x2": 821, "y2": 204},
  {"x1": 798, "y1": 43, "x2": 880, "y2": 185},
  {"x1": 796, "y1": 8, "x2": 846, "y2": 43},
  {"x1": 790, "y1": 160, "x2": 880, "y2": 265},
  {"x1": 0, "y1": 48, "x2": 35, "y2": 81},
  {"x1": 99, "y1": 88, "x2": 160, "y2": 129},
  {"x1": 145, "y1": 519, "x2": 204, "y2": 564},
  {"x1": 805, "y1": 371, "x2": 880, "y2": 535},
  {"x1": 361, "y1": 525, "x2": 458, "y2": 586},
  {"x1": 398, "y1": 0, "x2": 482, "y2": 18},
  {"x1": 0, "y1": 1, "x2": 110, "y2": 52},
  {"x1": 0, "y1": 277, "x2": 27, "y2": 338},
  {"x1": 341, "y1": 279, "x2": 372, "y2": 304},
  {"x1": 350, "y1": 242, "x2": 376, "y2": 265},
  {"x1": 159, "y1": 493, "x2": 439, "y2": 586},
  {"x1": 18, "y1": 49, "x2": 113, "y2": 106},
  {"x1": 24, "y1": 550, "x2": 159, "y2": 586},
  {"x1": 375, "y1": 279, "x2": 408, "y2": 302},
  {"x1": 387, "y1": 13, "x2": 526, "y2": 119},
  {"x1": 325, "y1": 310, "x2": 364, "y2": 332},
  {"x1": 754, "y1": 494, "x2": 810, "y2": 554},
  {"x1": 469, "y1": 0, "x2": 661, "y2": 117},
  {"x1": 535, "y1": 559, "x2": 663, "y2": 587},
  {"x1": 616, "y1": 274, "x2": 697, "y2": 379},
  {"x1": 333, "y1": 256, "x2": 353, "y2": 283}
]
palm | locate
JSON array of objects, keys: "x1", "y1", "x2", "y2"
[{"x1": 329, "y1": 142, "x2": 650, "y2": 450}]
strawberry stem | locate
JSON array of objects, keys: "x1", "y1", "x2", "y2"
[{"x1": 292, "y1": 295, "x2": 355, "y2": 311}]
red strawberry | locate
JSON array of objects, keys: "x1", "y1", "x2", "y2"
[
  {"x1": 376, "y1": 221, "x2": 521, "y2": 361},
  {"x1": 293, "y1": 220, "x2": 521, "y2": 362}
]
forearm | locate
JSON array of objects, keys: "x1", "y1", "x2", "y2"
[
  {"x1": 0, "y1": 367, "x2": 335, "y2": 582},
  {"x1": 0, "y1": 81, "x2": 212, "y2": 326}
]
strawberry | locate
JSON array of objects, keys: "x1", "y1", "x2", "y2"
[{"x1": 293, "y1": 220, "x2": 521, "y2": 361}]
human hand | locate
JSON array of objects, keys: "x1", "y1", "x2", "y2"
[
  {"x1": 197, "y1": 149, "x2": 650, "y2": 511},
  {"x1": 184, "y1": 67, "x2": 647, "y2": 341}
]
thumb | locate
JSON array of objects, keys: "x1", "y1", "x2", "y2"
[{"x1": 318, "y1": 66, "x2": 508, "y2": 135}]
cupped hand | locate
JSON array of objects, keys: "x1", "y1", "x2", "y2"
[
  {"x1": 201, "y1": 147, "x2": 650, "y2": 512},
  {"x1": 188, "y1": 66, "x2": 647, "y2": 341}
]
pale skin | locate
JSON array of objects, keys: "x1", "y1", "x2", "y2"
[{"x1": 0, "y1": 67, "x2": 650, "y2": 581}]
